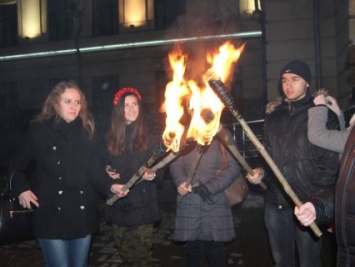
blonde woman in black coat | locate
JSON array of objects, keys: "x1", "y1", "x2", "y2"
[{"x1": 9, "y1": 81, "x2": 127, "y2": 267}]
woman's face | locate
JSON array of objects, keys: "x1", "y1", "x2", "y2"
[
  {"x1": 58, "y1": 88, "x2": 81, "y2": 123},
  {"x1": 124, "y1": 95, "x2": 140, "y2": 124}
]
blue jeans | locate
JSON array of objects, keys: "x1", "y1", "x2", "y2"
[
  {"x1": 264, "y1": 203, "x2": 321, "y2": 267},
  {"x1": 37, "y1": 235, "x2": 92, "y2": 267}
]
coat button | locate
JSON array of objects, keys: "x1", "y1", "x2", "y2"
[
  {"x1": 58, "y1": 191, "x2": 63, "y2": 195},
  {"x1": 52, "y1": 146, "x2": 57, "y2": 151},
  {"x1": 80, "y1": 191, "x2": 84, "y2": 194},
  {"x1": 58, "y1": 176, "x2": 62, "y2": 180},
  {"x1": 57, "y1": 161, "x2": 61, "y2": 165},
  {"x1": 278, "y1": 205, "x2": 282, "y2": 209},
  {"x1": 80, "y1": 206, "x2": 85, "y2": 210},
  {"x1": 57, "y1": 207, "x2": 61, "y2": 211}
]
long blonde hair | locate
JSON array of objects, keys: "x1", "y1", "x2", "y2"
[{"x1": 33, "y1": 80, "x2": 95, "y2": 139}]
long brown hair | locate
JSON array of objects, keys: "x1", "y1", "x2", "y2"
[
  {"x1": 33, "y1": 80, "x2": 95, "y2": 139},
  {"x1": 106, "y1": 91, "x2": 148, "y2": 156}
]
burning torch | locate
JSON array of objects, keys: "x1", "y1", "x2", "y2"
[{"x1": 205, "y1": 70, "x2": 323, "y2": 237}]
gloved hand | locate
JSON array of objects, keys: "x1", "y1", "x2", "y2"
[{"x1": 192, "y1": 181, "x2": 214, "y2": 204}]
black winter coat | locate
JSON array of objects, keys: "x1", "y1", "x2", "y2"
[
  {"x1": 9, "y1": 117, "x2": 115, "y2": 239},
  {"x1": 335, "y1": 126, "x2": 355, "y2": 266},
  {"x1": 263, "y1": 92, "x2": 339, "y2": 210},
  {"x1": 104, "y1": 122, "x2": 163, "y2": 227}
]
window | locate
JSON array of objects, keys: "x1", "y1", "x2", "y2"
[
  {"x1": 155, "y1": 0, "x2": 185, "y2": 30},
  {"x1": 92, "y1": 0, "x2": 119, "y2": 36},
  {"x1": 17, "y1": 0, "x2": 47, "y2": 39},
  {"x1": 91, "y1": 75, "x2": 119, "y2": 133},
  {"x1": 155, "y1": 71, "x2": 169, "y2": 107},
  {"x1": 0, "y1": 3, "x2": 17, "y2": 47},
  {"x1": 92, "y1": 75, "x2": 119, "y2": 109},
  {"x1": 0, "y1": 82, "x2": 17, "y2": 123},
  {"x1": 239, "y1": 0, "x2": 261, "y2": 17},
  {"x1": 119, "y1": 0, "x2": 154, "y2": 31},
  {"x1": 48, "y1": 0, "x2": 74, "y2": 41},
  {"x1": 49, "y1": 78, "x2": 78, "y2": 93},
  {"x1": 230, "y1": 65, "x2": 264, "y2": 121}
]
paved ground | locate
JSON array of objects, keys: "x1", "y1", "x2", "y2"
[{"x1": 0, "y1": 183, "x2": 336, "y2": 267}]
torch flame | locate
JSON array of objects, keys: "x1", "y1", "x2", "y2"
[
  {"x1": 161, "y1": 41, "x2": 245, "y2": 149},
  {"x1": 207, "y1": 42, "x2": 245, "y2": 82},
  {"x1": 161, "y1": 48, "x2": 189, "y2": 153}
]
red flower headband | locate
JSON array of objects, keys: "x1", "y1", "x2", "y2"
[{"x1": 113, "y1": 87, "x2": 142, "y2": 105}]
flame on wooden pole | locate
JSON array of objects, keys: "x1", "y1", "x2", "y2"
[{"x1": 205, "y1": 70, "x2": 322, "y2": 237}]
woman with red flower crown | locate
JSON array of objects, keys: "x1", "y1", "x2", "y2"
[{"x1": 102, "y1": 87, "x2": 164, "y2": 267}]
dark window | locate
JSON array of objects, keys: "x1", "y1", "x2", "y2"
[
  {"x1": 231, "y1": 65, "x2": 243, "y2": 103},
  {"x1": 230, "y1": 65, "x2": 264, "y2": 121},
  {"x1": 91, "y1": 75, "x2": 119, "y2": 133},
  {"x1": 92, "y1": 75, "x2": 119, "y2": 109},
  {"x1": 0, "y1": 82, "x2": 17, "y2": 123},
  {"x1": 48, "y1": 0, "x2": 74, "y2": 41},
  {"x1": 155, "y1": 71, "x2": 169, "y2": 107},
  {"x1": 0, "y1": 3, "x2": 17, "y2": 47},
  {"x1": 48, "y1": 79, "x2": 62, "y2": 92},
  {"x1": 49, "y1": 78, "x2": 78, "y2": 93},
  {"x1": 155, "y1": 0, "x2": 185, "y2": 30},
  {"x1": 92, "y1": 0, "x2": 119, "y2": 36}
]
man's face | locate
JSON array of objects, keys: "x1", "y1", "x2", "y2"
[{"x1": 281, "y1": 73, "x2": 309, "y2": 102}]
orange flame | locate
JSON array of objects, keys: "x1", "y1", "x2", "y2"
[
  {"x1": 162, "y1": 41, "x2": 245, "y2": 150},
  {"x1": 161, "y1": 48, "x2": 190, "y2": 153},
  {"x1": 207, "y1": 42, "x2": 245, "y2": 82}
]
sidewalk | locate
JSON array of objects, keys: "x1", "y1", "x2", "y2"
[
  {"x1": 0, "y1": 187, "x2": 336, "y2": 267},
  {"x1": 88, "y1": 193, "x2": 272, "y2": 267}
]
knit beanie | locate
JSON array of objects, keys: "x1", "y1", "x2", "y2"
[{"x1": 280, "y1": 60, "x2": 312, "y2": 85}]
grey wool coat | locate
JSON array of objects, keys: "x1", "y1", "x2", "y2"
[
  {"x1": 308, "y1": 105, "x2": 355, "y2": 154},
  {"x1": 169, "y1": 131, "x2": 241, "y2": 242}
]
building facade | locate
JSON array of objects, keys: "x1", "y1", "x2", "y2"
[{"x1": 0, "y1": 0, "x2": 352, "y2": 126}]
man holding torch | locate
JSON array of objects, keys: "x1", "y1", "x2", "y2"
[{"x1": 246, "y1": 60, "x2": 339, "y2": 267}]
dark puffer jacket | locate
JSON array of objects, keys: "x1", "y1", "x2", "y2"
[{"x1": 263, "y1": 92, "x2": 339, "y2": 210}]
